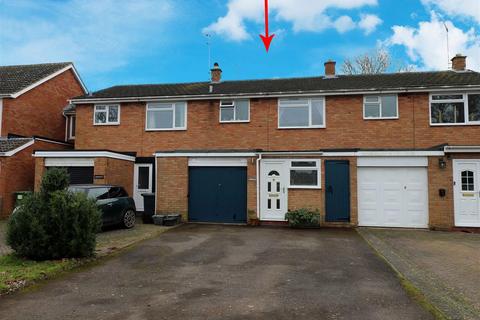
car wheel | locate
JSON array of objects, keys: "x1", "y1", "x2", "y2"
[{"x1": 123, "y1": 209, "x2": 136, "y2": 229}]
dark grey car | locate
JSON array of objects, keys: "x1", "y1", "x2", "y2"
[{"x1": 69, "y1": 185, "x2": 136, "y2": 229}]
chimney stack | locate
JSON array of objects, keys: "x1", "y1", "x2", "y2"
[
  {"x1": 451, "y1": 54, "x2": 467, "y2": 71},
  {"x1": 324, "y1": 60, "x2": 336, "y2": 77},
  {"x1": 211, "y1": 62, "x2": 222, "y2": 83}
]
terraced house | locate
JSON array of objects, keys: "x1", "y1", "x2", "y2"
[
  {"x1": 34, "y1": 55, "x2": 480, "y2": 230},
  {"x1": 0, "y1": 62, "x2": 87, "y2": 217}
]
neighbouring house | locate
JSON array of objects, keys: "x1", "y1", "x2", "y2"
[
  {"x1": 0, "y1": 62, "x2": 87, "y2": 217},
  {"x1": 34, "y1": 55, "x2": 480, "y2": 230}
]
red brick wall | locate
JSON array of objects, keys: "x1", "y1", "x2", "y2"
[
  {"x1": 93, "y1": 158, "x2": 134, "y2": 196},
  {"x1": 0, "y1": 140, "x2": 71, "y2": 218},
  {"x1": 156, "y1": 157, "x2": 189, "y2": 220},
  {"x1": 74, "y1": 93, "x2": 480, "y2": 155},
  {"x1": 2, "y1": 69, "x2": 85, "y2": 140}
]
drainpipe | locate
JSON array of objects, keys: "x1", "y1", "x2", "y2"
[
  {"x1": 256, "y1": 153, "x2": 262, "y2": 219},
  {"x1": 62, "y1": 113, "x2": 68, "y2": 142}
]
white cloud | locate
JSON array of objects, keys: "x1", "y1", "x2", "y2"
[
  {"x1": 389, "y1": 12, "x2": 480, "y2": 70},
  {"x1": 0, "y1": 0, "x2": 174, "y2": 73},
  {"x1": 334, "y1": 16, "x2": 356, "y2": 34},
  {"x1": 203, "y1": 0, "x2": 378, "y2": 41},
  {"x1": 359, "y1": 14, "x2": 382, "y2": 35},
  {"x1": 421, "y1": 0, "x2": 480, "y2": 24}
]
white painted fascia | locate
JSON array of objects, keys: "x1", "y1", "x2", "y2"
[
  {"x1": 357, "y1": 156, "x2": 428, "y2": 167},
  {"x1": 356, "y1": 151, "x2": 444, "y2": 157},
  {"x1": 154, "y1": 152, "x2": 257, "y2": 158},
  {"x1": 34, "y1": 137, "x2": 72, "y2": 146},
  {"x1": 0, "y1": 139, "x2": 34, "y2": 157},
  {"x1": 444, "y1": 146, "x2": 480, "y2": 153},
  {"x1": 34, "y1": 151, "x2": 135, "y2": 162},
  {"x1": 10, "y1": 64, "x2": 88, "y2": 99},
  {"x1": 188, "y1": 158, "x2": 248, "y2": 167},
  {"x1": 70, "y1": 85, "x2": 480, "y2": 105}
]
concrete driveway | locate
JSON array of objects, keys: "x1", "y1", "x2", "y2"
[{"x1": 0, "y1": 225, "x2": 432, "y2": 320}]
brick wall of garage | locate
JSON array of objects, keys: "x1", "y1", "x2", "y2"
[
  {"x1": 74, "y1": 94, "x2": 480, "y2": 157},
  {"x1": 156, "y1": 157, "x2": 189, "y2": 221},
  {"x1": 1, "y1": 140, "x2": 71, "y2": 218},
  {"x1": 93, "y1": 158, "x2": 134, "y2": 196},
  {"x1": 428, "y1": 154, "x2": 480, "y2": 230},
  {"x1": 2, "y1": 69, "x2": 85, "y2": 140}
]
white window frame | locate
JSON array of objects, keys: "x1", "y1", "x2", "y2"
[
  {"x1": 68, "y1": 116, "x2": 76, "y2": 140},
  {"x1": 145, "y1": 102, "x2": 187, "y2": 131},
  {"x1": 288, "y1": 159, "x2": 321, "y2": 189},
  {"x1": 93, "y1": 104, "x2": 120, "y2": 125},
  {"x1": 363, "y1": 95, "x2": 399, "y2": 120},
  {"x1": 278, "y1": 98, "x2": 326, "y2": 129},
  {"x1": 219, "y1": 100, "x2": 250, "y2": 123},
  {"x1": 429, "y1": 92, "x2": 480, "y2": 126}
]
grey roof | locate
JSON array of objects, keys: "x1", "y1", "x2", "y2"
[
  {"x1": 0, "y1": 138, "x2": 33, "y2": 154},
  {"x1": 0, "y1": 62, "x2": 72, "y2": 96},
  {"x1": 74, "y1": 70, "x2": 480, "y2": 100}
]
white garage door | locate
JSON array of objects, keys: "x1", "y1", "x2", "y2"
[{"x1": 358, "y1": 167, "x2": 429, "y2": 228}]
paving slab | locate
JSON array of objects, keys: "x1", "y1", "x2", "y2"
[
  {"x1": 0, "y1": 225, "x2": 432, "y2": 320},
  {"x1": 358, "y1": 228, "x2": 480, "y2": 320}
]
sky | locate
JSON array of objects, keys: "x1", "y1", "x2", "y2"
[{"x1": 0, "y1": 0, "x2": 479, "y2": 91}]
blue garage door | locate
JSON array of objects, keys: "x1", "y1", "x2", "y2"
[{"x1": 188, "y1": 167, "x2": 247, "y2": 223}]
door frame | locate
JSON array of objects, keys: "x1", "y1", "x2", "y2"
[
  {"x1": 133, "y1": 163, "x2": 153, "y2": 211},
  {"x1": 325, "y1": 160, "x2": 351, "y2": 222},
  {"x1": 453, "y1": 159, "x2": 480, "y2": 227},
  {"x1": 260, "y1": 159, "x2": 288, "y2": 221}
]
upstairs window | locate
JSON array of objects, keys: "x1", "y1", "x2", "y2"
[
  {"x1": 94, "y1": 105, "x2": 120, "y2": 125},
  {"x1": 363, "y1": 95, "x2": 398, "y2": 119},
  {"x1": 430, "y1": 93, "x2": 480, "y2": 125},
  {"x1": 146, "y1": 102, "x2": 187, "y2": 131},
  {"x1": 278, "y1": 98, "x2": 325, "y2": 129},
  {"x1": 220, "y1": 100, "x2": 250, "y2": 122}
]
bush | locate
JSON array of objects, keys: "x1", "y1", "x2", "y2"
[
  {"x1": 6, "y1": 169, "x2": 102, "y2": 260},
  {"x1": 285, "y1": 208, "x2": 320, "y2": 228}
]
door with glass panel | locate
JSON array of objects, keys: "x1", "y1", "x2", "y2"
[
  {"x1": 454, "y1": 160, "x2": 480, "y2": 227},
  {"x1": 260, "y1": 160, "x2": 288, "y2": 221},
  {"x1": 133, "y1": 164, "x2": 152, "y2": 211}
]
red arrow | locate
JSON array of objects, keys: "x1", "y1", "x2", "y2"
[{"x1": 259, "y1": 0, "x2": 274, "y2": 52}]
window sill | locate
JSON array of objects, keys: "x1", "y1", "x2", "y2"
[
  {"x1": 289, "y1": 186, "x2": 322, "y2": 190},
  {"x1": 145, "y1": 128, "x2": 187, "y2": 132},
  {"x1": 363, "y1": 117, "x2": 399, "y2": 120},
  {"x1": 278, "y1": 126, "x2": 326, "y2": 130},
  {"x1": 430, "y1": 122, "x2": 480, "y2": 127},
  {"x1": 93, "y1": 123, "x2": 120, "y2": 126},
  {"x1": 220, "y1": 120, "x2": 250, "y2": 124}
]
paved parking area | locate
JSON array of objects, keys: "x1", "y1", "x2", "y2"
[
  {"x1": 0, "y1": 225, "x2": 431, "y2": 320},
  {"x1": 359, "y1": 228, "x2": 480, "y2": 320}
]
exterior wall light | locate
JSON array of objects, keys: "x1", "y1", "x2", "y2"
[{"x1": 438, "y1": 158, "x2": 447, "y2": 169}]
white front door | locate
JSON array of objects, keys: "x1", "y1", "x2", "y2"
[
  {"x1": 260, "y1": 160, "x2": 288, "y2": 221},
  {"x1": 133, "y1": 164, "x2": 153, "y2": 211},
  {"x1": 358, "y1": 167, "x2": 429, "y2": 228},
  {"x1": 454, "y1": 160, "x2": 480, "y2": 227}
]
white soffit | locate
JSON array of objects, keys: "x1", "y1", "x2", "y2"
[{"x1": 188, "y1": 158, "x2": 248, "y2": 167}]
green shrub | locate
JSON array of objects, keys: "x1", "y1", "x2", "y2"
[
  {"x1": 285, "y1": 208, "x2": 320, "y2": 228},
  {"x1": 7, "y1": 169, "x2": 102, "y2": 260}
]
